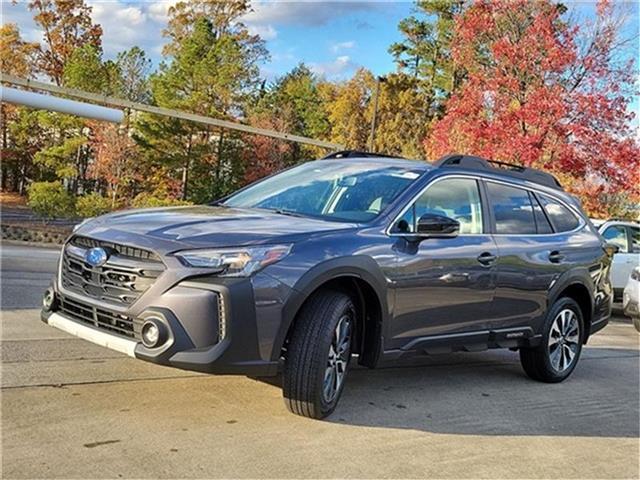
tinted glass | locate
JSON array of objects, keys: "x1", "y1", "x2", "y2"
[
  {"x1": 395, "y1": 178, "x2": 483, "y2": 234},
  {"x1": 603, "y1": 226, "x2": 629, "y2": 253},
  {"x1": 531, "y1": 193, "x2": 553, "y2": 234},
  {"x1": 487, "y1": 183, "x2": 536, "y2": 234},
  {"x1": 631, "y1": 227, "x2": 640, "y2": 253},
  {"x1": 224, "y1": 161, "x2": 422, "y2": 222},
  {"x1": 539, "y1": 194, "x2": 580, "y2": 232}
]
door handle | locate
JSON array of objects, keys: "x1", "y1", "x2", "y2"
[
  {"x1": 549, "y1": 251, "x2": 564, "y2": 263},
  {"x1": 477, "y1": 252, "x2": 497, "y2": 266}
]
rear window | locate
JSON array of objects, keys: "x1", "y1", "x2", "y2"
[{"x1": 539, "y1": 194, "x2": 580, "y2": 232}]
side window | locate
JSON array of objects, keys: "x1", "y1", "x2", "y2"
[
  {"x1": 631, "y1": 227, "x2": 640, "y2": 253},
  {"x1": 539, "y1": 194, "x2": 580, "y2": 232},
  {"x1": 531, "y1": 192, "x2": 553, "y2": 234},
  {"x1": 487, "y1": 183, "x2": 536, "y2": 234},
  {"x1": 602, "y1": 226, "x2": 629, "y2": 253},
  {"x1": 394, "y1": 178, "x2": 483, "y2": 234}
]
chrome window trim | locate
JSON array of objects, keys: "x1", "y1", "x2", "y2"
[{"x1": 386, "y1": 173, "x2": 586, "y2": 237}]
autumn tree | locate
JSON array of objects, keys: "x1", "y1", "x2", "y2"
[
  {"x1": 0, "y1": 24, "x2": 40, "y2": 192},
  {"x1": 28, "y1": 0, "x2": 102, "y2": 85},
  {"x1": 136, "y1": 0, "x2": 267, "y2": 202},
  {"x1": 426, "y1": 0, "x2": 639, "y2": 217},
  {"x1": 88, "y1": 124, "x2": 142, "y2": 207},
  {"x1": 251, "y1": 63, "x2": 329, "y2": 162},
  {"x1": 323, "y1": 68, "x2": 373, "y2": 151}
]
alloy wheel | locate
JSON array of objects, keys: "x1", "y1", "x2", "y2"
[
  {"x1": 548, "y1": 308, "x2": 580, "y2": 372},
  {"x1": 323, "y1": 313, "x2": 352, "y2": 403}
]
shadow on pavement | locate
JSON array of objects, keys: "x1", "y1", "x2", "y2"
[{"x1": 260, "y1": 347, "x2": 640, "y2": 438}]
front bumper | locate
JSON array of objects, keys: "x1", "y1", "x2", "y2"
[{"x1": 42, "y1": 274, "x2": 287, "y2": 376}]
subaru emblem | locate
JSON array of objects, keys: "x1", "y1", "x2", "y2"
[{"x1": 85, "y1": 247, "x2": 108, "y2": 267}]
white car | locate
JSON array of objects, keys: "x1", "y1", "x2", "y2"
[
  {"x1": 593, "y1": 219, "x2": 640, "y2": 305},
  {"x1": 623, "y1": 267, "x2": 640, "y2": 332}
]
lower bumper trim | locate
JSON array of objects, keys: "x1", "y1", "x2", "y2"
[{"x1": 47, "y1": 312, "x2": 138, "y2": 357}]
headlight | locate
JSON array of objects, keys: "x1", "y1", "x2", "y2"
[{"x1": 174, "y1": 244, "x2": 292, "y2": 277}]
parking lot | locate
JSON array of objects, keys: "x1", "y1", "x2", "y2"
[{"x1": 1, "y1": 243, "x2": 639, "y2": 479}]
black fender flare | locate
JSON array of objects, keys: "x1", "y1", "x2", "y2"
[
  {"x1": 547, "y1": 267, "x2": 595, "y2": 330},
  {"x1": 270, "y1": 255, "x2": 390, "y2": 362}
]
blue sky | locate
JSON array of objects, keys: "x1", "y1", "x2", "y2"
[{"x1": 1, "y1": 1, "x2": 416, "y2": 80}]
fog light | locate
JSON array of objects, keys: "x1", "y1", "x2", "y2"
[
  {"x1": 140, "y1": 319, "x2": 166, "y2": 348},
  {"x1": 43, "y1": 288, "x2": 56, "y2": 311}
]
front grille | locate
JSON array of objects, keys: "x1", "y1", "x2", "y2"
[
  {"x1": 60, "y1": 237, "x2": 165, "y2": 306},
  {"x1": 70, "y1": 236, "x2": 161, "y2": 261},
  {"x1": 59, "y1": 295, "x2": 139, "y2": 339}
]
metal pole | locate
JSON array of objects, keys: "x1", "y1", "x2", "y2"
[
  {"x1": 0, "y1": 74, "x2": 343, "y2": 151},
  {"x1": 368, "y1": 76, "x2": 385, "y2": 152},
  {"x1": 1, "y1": 86, "x2": 124, "y2": 123}
]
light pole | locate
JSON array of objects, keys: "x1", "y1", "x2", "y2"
[{"x1": 368, "y1": 75, "x2": 386, "y2": 152}]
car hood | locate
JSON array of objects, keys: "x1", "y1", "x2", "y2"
[{"x1": 75, "y1": 205, "x2": 355, "y2": 252}]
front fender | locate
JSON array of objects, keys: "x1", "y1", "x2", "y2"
[{"x1": 269, "y1": 255, "x2": 390, "y2": 362}]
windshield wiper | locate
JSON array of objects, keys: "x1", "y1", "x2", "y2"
[{"x1": 272, "y1": 208, "x2": 306, "y2": 217}]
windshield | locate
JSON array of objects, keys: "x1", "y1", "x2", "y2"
[{"x1": 223, "y1": 160, "x2": 424, "y2": 222}]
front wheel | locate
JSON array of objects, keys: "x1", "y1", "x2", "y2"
[
  {"x1": 633, "y1": 317, "x2": 640, "y2": 333},
  {"x1": 283, "y1": 290, "x2": 355, "y2": 419},
  {"x1": 520, "y1": 297, "x2": 584, "y2": 383}
]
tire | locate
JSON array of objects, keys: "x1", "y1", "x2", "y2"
[
  {"x1": 520, "y1": 297, "x2": 584, "y2": 383},
  {"x1": 633, "y1": 317, "x2": 640, "y2": 333},
  {"x1": 283, "y1": 289, "x2": 355, "y2": 419}
]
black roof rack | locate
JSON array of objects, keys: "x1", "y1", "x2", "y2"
[
  {"x1": 323, "y1": 150, "x2": 404, "y2": 160},
  {"x1": 434, "y1": 154, "x2": 563, "y2": 190}
]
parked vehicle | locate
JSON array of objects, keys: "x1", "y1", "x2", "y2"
[
  {"x1": 42, "y1": 152, "x2": 613, "y2": 419},
  {"x1": 593, "y1": 219, "x2": 640, "y2": 305},
  {"x1": 623, "y1": 267, "x2": 640, "y2": 332}
]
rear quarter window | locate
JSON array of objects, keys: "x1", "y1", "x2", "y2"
[{"x1": 538, "y1": 194, "x2": 580, "y2": 232}]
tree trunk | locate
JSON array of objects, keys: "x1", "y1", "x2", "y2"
[{"x1": 182, "y1": 134, "x2": 194, "y2": 201}]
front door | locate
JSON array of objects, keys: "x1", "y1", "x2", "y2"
[
  {"x1": 387, "y1": 177, "x2": 497, "y2": 349},
  {"x1": 602, "y1": 224, "x2": 640, "y2": 294}
]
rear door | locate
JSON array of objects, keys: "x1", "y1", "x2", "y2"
[{"x1": 485, "y1": 182, "x2": 576, "y2": 332}]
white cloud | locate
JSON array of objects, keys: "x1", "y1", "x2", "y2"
[
  {"x1": 247, "y1": 24, "x2": 278, "y2": 41},
  {"x1": 147, "y1": 1, "x2": 179, "y2": 24},
  {"x1": 243, "y1": 0, "x2": 387, "y2": 27},
  {"x1": 331, "y1": 40, "x2": 355, "y2": 53},
  {"x1": 310, "y1": 55, "x2": 357, "y2": 79},
  {"x1": 85, "y1": 1, "x2": 161, "y2": 56}
]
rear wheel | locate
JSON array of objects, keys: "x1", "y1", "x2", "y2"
[
  {"x1": 283, "y1": 290, "x2": 355, "y2": 419},
  {"x1": 520, "y1": 297, "x2": 584, "y2": 383}
]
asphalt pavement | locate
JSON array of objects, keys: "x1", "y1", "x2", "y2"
[{"x1": 1, "y1": 242, "x2": 639, "y2": 478}]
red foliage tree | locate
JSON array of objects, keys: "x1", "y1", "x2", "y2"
[
  {"x1": 242, "y1": 113, "x2": 294, "y2": 185},
  {"x1": 426, "y1": 0, "x2": 639, "y2": 216}
]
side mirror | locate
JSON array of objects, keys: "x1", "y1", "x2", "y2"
[{"x1": 416, "y1": 213, "x2": 460, "y2": 237}]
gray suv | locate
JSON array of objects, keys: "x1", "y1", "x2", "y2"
[{"x1": 42, "y1": 152, "x2": 613, "y2": 418}]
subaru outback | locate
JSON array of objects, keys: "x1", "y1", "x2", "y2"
[{"x1": 42, "y1": 152, "x2": 613, "y2": 419}]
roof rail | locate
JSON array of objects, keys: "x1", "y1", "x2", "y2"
[
  {"x1": 323, "y1": 150, "x2": 403, "y2": 160},
  {"x1": 434, "y1": 154, "x2": 563, "y2": 190}
]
